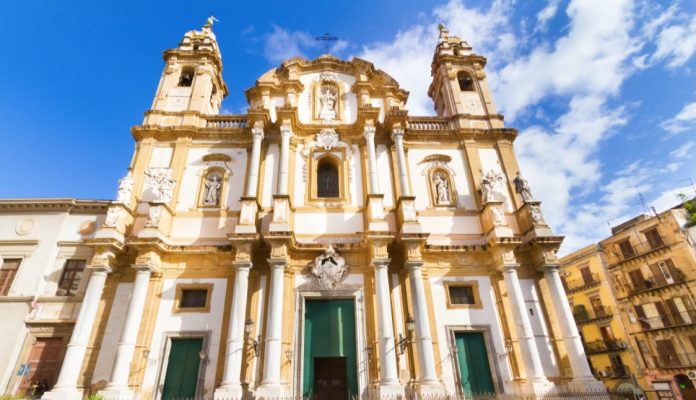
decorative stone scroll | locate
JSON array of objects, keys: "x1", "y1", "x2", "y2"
[
  {"x1": 104, "y1": 207, "x2": 120, "y2": 227},
  {"x1": 116, "y1": 172, "x2": 133, "y2": 203},
  {"x1": 144, "y1": 168, "x2": 175, "y2": 203},
  {"x1": 316, "y1": 129, "x2": 340, "y2": 150},
  {"x1": 310, "y1": 245, "x2": 348, "y2": 289}
]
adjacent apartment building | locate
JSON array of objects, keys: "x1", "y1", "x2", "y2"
[{"x1": 561, "y1": 204, "x2": 696, "y2": 400}]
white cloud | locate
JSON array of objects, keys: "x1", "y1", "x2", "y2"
[
  {"x1": 536, "y1": 0, "x2": 561, "y2": 30},
  {"x1": 493, "y1": 0, "x2": 640, "y2": 120},
  {"x1": 670, "y1": 140, "x2": 695, "y2": 159},
  {"x1": 651, "y1": 14, "x2": 696, "y2": 68},
  {"x1": 650, "y1": 185, "x2": 694, "y2": 213},
  {"x1": 661, "y1": 101, "x2": 696, "y2": 134}
]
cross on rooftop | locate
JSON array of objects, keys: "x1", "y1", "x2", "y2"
[{"x1": 315, "y1": 33, "x2": 338, "y2": 53}]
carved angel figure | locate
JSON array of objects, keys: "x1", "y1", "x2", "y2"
[
  {"x1": 432, "y1": 172, "x2": 450, "y2": 203},
  {"x1": 203, "y1": 171, "x2": 223, "y2": 206},
  {"x1": 318, "y1": 84, "x2": 338, "y2": 120},
  {"x1": 513, "y1": 172, "x2": 534, "y2": 202}
]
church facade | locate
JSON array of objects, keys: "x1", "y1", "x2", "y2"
[{"x1": 0, "y1": 21, "x2": 605, "y2": 400}]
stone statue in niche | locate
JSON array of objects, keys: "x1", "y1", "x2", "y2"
[
  {"x1": 513, "y1": 172, "x2": 534, "y2": 202},
  {"x1": 318, "y1": 84, "x2": 338, "y2": 121},
  {"x1": 116, "y1": 172, "x2": 133, "y2": 204},
  {"x1": 432, "y1": 172, "x2": 450, "y2": 204},
  {"x1": 479, "y1": 169, "x2": 503, "y2": 204},
  {"x1": 310, "y1": 245, "x2": 348, "y2": 289},
  {"x1": 203, "y1": 170, "x2": 223, "y2": 206}
]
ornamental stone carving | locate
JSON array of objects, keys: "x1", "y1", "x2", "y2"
[
  {"x1": 491, "y1": 205, "x2": 505, "y2": 226},
  {"x1": 144, "y1": 168, "x2": 175, "y2": 203},
  {"x1": 316, "y1": 129, "x2": 340, "y2": 150},
  {"x1": 146, "y1": 205, "x2": 162, "y2": 227},
  {"x1": 310, "y1": 245, "x2": 348, "y2": 289},
  {"x1": 480, "y1": 169, "x2": 504, "y2": 204},
  {"x1": 530, "y1": 205, "x2": 545, "y2": 225},
  {"x1": 116, "y1": 172, "x2": 133, "y2": 203},
  {"x1": 104, "y1": 207, "x2": 120, "y2": 227}
]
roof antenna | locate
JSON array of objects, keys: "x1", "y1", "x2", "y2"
[
  {"x1": 633, "y1": 185, "x2": 649, "y2": 215},
  {"x1": 315, "y1": 33, "x2": 338, "y2": 53}
]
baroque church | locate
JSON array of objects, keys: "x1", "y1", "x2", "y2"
[{"x1": 0, "y1": 20, "x2": 604, "y2": 400}]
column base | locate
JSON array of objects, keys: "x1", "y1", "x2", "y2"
[
  {"x1": 254, "y1": 384, "x2": 289, "y2": 399},
  {"x1": 521, "y1": 378, "x2": 555, "y2": 394},
  {"x1": 98, "y1": 386, "x2": 136, "y2": 400},
  {"x1": 566, "y1": 377, "x2": 606, "y2": 391},
  {"x1": 213, "y1": 384, "x2": 244, "y2": 400},
  {"x1": 413, "y1": 381, "x2": 446, "y2": 397},
  {"x1": 41, "y1": 388, "x2": 84, "y2": 400},
  {"x1": 376, "y1": 383, "x2": 405, "y2": 398}
]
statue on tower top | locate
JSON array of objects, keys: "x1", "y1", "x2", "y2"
[{"x1": 205, "y1": 15, "x2": 219, "y2": 28}]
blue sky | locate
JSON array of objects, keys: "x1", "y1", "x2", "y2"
[{"x1": 0, "y1": 0, "x2": 694, "y2": 253}]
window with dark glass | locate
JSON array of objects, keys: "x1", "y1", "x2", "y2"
[
  {"x1": 0, "y1": 258, "x2": 21, "y2": 296},
  {"x1": 644, "y1": 228, "x2": 664, "y2": 249},
  {"x1": 57, "y1": 259, "x2": 86, "y2": 296},
  {"x1": 317, "y1": 161, "x2": 339, "y2": 198},
  {"x1": 617, "y1": 239, "x2": 636, "y2": 259},
  {"x1": 448, "y1": 285, "x2": 475, "y2": 305},
  {"x1": 178, "y1": 67, "x2": 194, "y2": 87},
  {"x1": 180, "y1": 289, "x2": 208, "y2": 308}
]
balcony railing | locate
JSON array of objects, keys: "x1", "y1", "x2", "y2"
[
  {"x1": 608, "y1": 240, "x2": 671, "y2": 266},
  {"x1": 205, "y1": 115, "x2": 248, "y2": 129},
  {"x1": 406, "y1": 117, "x2": 453, "y2": 132},
  {"x1": 566, "y1": 273, "x2": 602, "y2": 293},
  {"x1": 642, "y1": 352, "x2": 696, "y2": 368},
  {"x1": 585, "y1": 339, "x2": 629, "y2": 354},
  {"x1": 627, "y1": 270, "x2": 686, "y2": 296},
  {"x1": 574, "y1": 306, "x2": 613, "y2": 325},
  {"x1": 637, "y1": 309, "x2": 696, "y2": 331}
]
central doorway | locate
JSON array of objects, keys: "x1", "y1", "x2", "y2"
[
  {"x1": 303, "y1": 299, "x2": 357, "y2": 400},
  {"x1": 161, "y1": 338, "x2": 203, "y2": 399},
  {"x1": 454, "y1": 331, "x2": 495, "y2": 395}
]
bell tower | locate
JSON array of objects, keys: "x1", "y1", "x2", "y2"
[
  {"x1": 428, "y1": 24, "x2": 500, "y2": 126},
  {"x1": 147, "y1": 19, "x2": 228, "y2": 121}
]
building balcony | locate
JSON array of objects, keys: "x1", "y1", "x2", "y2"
[
  {"x1": 565, "y1": 273, "x2": 602, "y2": 294},
  {"x1": 585, "y1": 339, "x2": 629, "y2": 354},
  {"x1": 638, "y1": 310, "x2": 696, "y2": 332},
  {"x1": 607, "y1": 240, "x2": 672, "y2": 267},
  {"x1": 596, "y1": 365, "x2": 631, "y2": 379},
  {"x1": 627, "y1": 271, "x2": 687, "y2": 297},
  {"x1": 574, "y1": 306, "x2": 613, "y2": 325},
  {"x1": 642, "y1": 352, "x2": 696, "y2": 369}
]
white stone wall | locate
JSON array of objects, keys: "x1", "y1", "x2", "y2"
[
  {"x1": 141, "y1": 278, "x2": 227, "y2": 399},
  {"x1": 518, "y1": 279, "x2": 560, "y2": 377},
  {"x1": 91, "y1": 282, "x2": 133, "y2": 385},
  {"x1": 429, "y1": 275, "x2": 514, "y2": 393}
]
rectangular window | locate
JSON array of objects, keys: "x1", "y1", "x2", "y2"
[
  {"x1": 618, "y1": 239, "x2": 636, "y2": 259},
  {"x1": 445, "y1": 282, "x2": 481, "y2": 309},
  {"x1": 644, "y1": 227, "x2": 664, "y2": 249},
  {"x1": 580, "y1": 266, "x2": 594, "y2": 285},
  {"x1": 56, "y1": 260, "x2": 86, "y2": 296},
  {"x1": 0, "y1": 258, "x2": 22, "y2": 296},
  {"x1": 173, "y1": 284, "x2": 212, "y2": 313}
]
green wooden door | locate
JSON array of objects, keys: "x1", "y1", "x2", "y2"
[
  {"x1": 454, "y1": 332, "x2": 494, "y2": 395},
  {"x1": 161, "y1": 338, "x2": 203, "y2": 399},
  {"x1": 303, "y1": 299, "x2": 358, "y2": 399}
]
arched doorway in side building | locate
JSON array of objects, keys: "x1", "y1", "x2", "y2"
[{"x1": 676, "y1": 374, "x2": 696, "y2": 400}]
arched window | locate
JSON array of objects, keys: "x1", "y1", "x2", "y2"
[
  {"x1": 178, "y1": 67, "x2": 194, "y2": 87},
  {"x1": 457, "y1": 71, "x2": 474, "y2": 91},
  {"x1": 317, "y1": 159, "x2": 339, "y2": 198}
]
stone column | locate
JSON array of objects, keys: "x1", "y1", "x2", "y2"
[
  {"x1": 407, "y1": 262, "x2": 439, "y2": 386},
  {"x1": 215, "y1": 261, "x2": 252, "y2": 399},
  {"x1": 373, "y1": 260, "x2": 403, "y2": 395},
  {"x1": 499, "y1": 265, "x2": 549, "y2": 386},
  {"x1": 277, "y1": 125, "x2": 292, "y2": 195},
  {"x1": 543, "y1": 265, "x2": 597, "y2": 383},
  {"x1": 392, "y1": 128, "x2": 410, "y2": 196},
  {"x1": 246, "y1": 124, "x2": 265, "y2": 197},
  {"x1": 256, "y1": 260, "x2": 286, "y2": 397},
  {"x1": 364, "y1": 125, "x2": 380, "y2": 194},
  {"x1": 43, "y1": 266, "x2": 111, "y2": 400},
  {"x1": 100, "y1": 266, "x2": 153, "y2": 400}
]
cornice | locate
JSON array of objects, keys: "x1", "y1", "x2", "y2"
[{"x1": 0, "y1": 199, "x2": 110, "y2": 214}]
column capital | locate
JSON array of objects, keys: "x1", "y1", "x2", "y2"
[
  {"x1": 268, "y1": 258, "x2": 288, "y2": 269},
  {"x1": 364, "y1": 125, "x2": 376, "y2": 138},
  {"x1": 391, "y1": 128, "x2": 405, "y2": 141},
  {"x1": 372, "y1": 258, "x2": 391, "y2": 269},
  {"x1": 280, "y1": 124, "x2": 293, "y2": 138},
  {"x1": 251, "y1": 126, "x2": 265, "y2": 140},
  {"x1": 233, "y1": 260, "x2": 253, "y2": 271}
]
